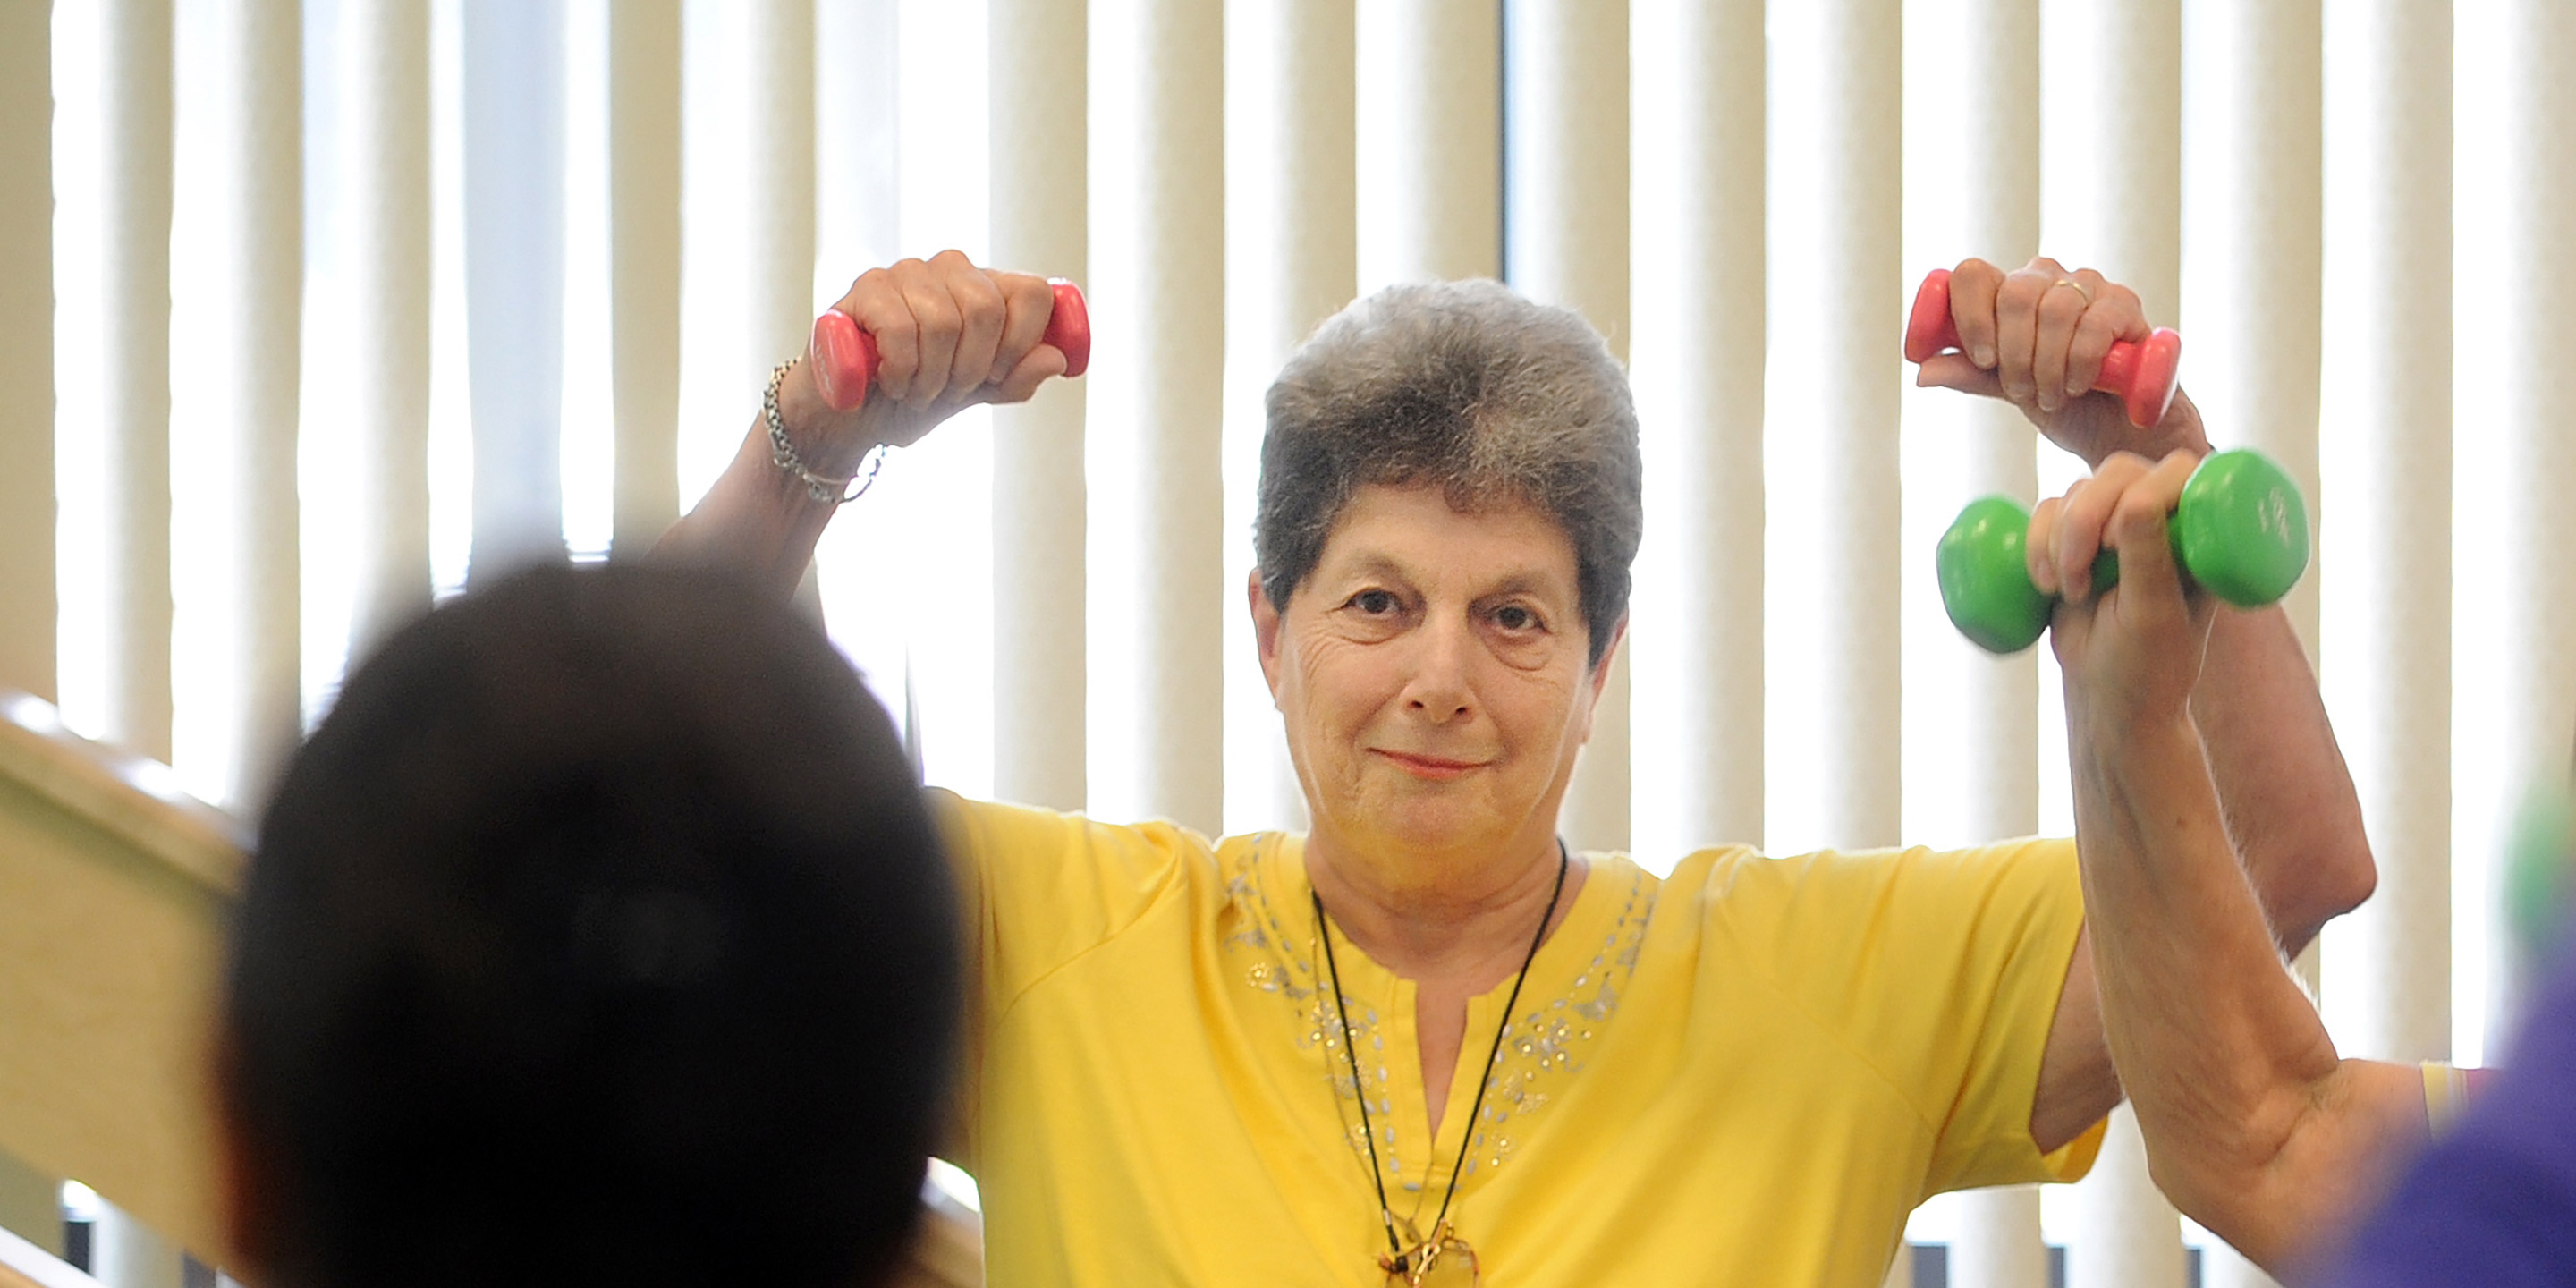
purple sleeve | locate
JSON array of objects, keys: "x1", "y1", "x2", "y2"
[{"x1": 2326, "y1": 946, "x2": 2576, "y2": 1285}]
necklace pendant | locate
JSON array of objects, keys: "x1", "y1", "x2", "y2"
[{"x1": 1381, "y1": 1220, "x2": 1480, "y2": 1287}]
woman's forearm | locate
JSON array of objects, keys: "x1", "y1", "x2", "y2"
[
  {"x1": 2071, "y1": 706, "x2": 2350, "y2": 1258},
  {"x1": 2070, "y1": 399, "x2": 2373, "y2": 954},
  {"x1": 2190, "y1": 603, "x2": 2377, "y2": 954},
  {"x1": 651, "y1": 411, "x2": 839, "y2": 597},
  {"x1": 651, "y1": 344, "x2": 892, "y2": 597}
]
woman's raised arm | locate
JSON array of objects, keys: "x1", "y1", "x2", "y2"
[
  {"x1": 653, "y1": 250, "x2": 1071, "y2": 594},
  {"x1": 2047, "y1": 451, "x2": 2429, "y2": 1278}
]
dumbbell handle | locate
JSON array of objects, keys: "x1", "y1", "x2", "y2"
[
  {"x1": 1904, "y1": 267, "x2": 2183, "y2": 429},
  {"x1": 809, "y1": 278, "x2": 1091, "y2": 413},
  {"x1": 1936, "y1": 448, "x2": 2309, "y2": 655}
]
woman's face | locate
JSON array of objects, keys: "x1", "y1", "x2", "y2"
[{"x1": 1253, "y1": 484, "x2": 1620, "y2": 870}]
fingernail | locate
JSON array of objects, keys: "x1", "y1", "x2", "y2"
[
  {"x1": 1973, "y1": 344, "x2": 1996, "y2": 369},
  {"x1": 2038, "y1": 389, "x2": 2061, "y2": 412},
  {"x1": 2066, "y1": 375, "x2": 2089, "y2": 398}
]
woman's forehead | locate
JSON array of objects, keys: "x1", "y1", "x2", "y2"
[{"x1": 1307, "y1": 484, "x2": 1578, "y2": 592}]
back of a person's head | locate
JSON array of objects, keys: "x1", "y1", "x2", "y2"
[{"x1": 223, "y1": 564, "x2": 956, "y2": 1288}]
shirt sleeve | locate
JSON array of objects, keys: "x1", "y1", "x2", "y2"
[
  {"x1": 1716, "y1": 836, "x2": 2103, "y2": 1196},
  {"x1": 2327, "y1": 944, "x2": 2576, "y2": 1286},
  {"x1": 2421, "y1": 1061, "x2": 2473, "y2": 1136},
  {"x1": 926, "y1": 787, "x2": 1213, "y2": 1013},
  {"x1": 923, "y1": 790, "x2": 1214, "y2": 1171}
]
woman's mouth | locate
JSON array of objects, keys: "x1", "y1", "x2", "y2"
[{"x1": 1371, "y1": 750, "x2": 1487, "y2": 781}]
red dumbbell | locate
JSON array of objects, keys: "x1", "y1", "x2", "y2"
[
  {"x1": 809, "y1": 277, "x2": 1091, "y2": 413},
  {"x1": 1903, "y1": 267, "x2": 2182, "y2": 428}
]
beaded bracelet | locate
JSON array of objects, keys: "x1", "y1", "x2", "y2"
[{"x1": 765, "y1": 358, "x2": 886, "y2": 505}]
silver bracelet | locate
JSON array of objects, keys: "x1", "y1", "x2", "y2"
[{"x1": 765, "y1": 358, "x2": 886, "y2": 505}]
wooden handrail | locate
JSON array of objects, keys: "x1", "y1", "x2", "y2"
[
  {"x1": 0, "y1": 691, "x2": 240, "y2": 1263},
  {"x1": 0, "y1": 693, "x2": 245, "y2": 895}
]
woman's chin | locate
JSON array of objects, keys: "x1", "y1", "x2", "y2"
[{"x1": 1351, "y1": 795, "x2": 1512, "y2": 857}]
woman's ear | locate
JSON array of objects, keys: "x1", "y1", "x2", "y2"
[
  {"x1": 1571, "y1": 617, "x2": 1629, "y2": 748},
  {"x1": 1250, "y1": 571, "x2": 1285, "y2": 700},
  {"x1": 1589, "y1": 616, "x2": 1630, "y2": 698}
]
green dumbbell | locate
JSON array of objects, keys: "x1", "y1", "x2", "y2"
[{"x1": 1936, "y1": 448, "x2": 2310, "y2": 655}]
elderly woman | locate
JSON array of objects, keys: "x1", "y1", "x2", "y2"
[{"x1": 657, "y1": 252, "x2": 2374, "y2": 1284}]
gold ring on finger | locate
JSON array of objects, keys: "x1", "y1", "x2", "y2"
[{"x1": 2050, "y1": 277, "x2": 2092, "y2": 303}]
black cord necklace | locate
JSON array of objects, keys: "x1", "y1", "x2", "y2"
[{"x1": 1311, "y1": 842, "x2": 1570, "y2": 1281}]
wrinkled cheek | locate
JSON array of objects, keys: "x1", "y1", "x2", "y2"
[
  {"x1": 1274, "y1": 717, "x2": 1348, "y2": 800},
  {"x1": 1318, "y1": 739, "x2": 1373, "y2": 801}
]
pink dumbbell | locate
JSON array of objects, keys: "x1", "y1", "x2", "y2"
[
  {"x1": 809, "y1": 277, "x2": 1092, "y2": 413},
  {"x1": 1903, "y1": 267, "x2": 2182, "y2": 428}
]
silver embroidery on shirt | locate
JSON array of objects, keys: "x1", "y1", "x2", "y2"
[{"x1": 1222, "y1": 843, "x2": 1657, "y2": 1183}]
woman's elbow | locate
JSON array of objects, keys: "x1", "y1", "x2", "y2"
[
  {"x1": 2276, "y1": 838, "x2": 2377, "y2": 953},
  {"x1": 2317, "y1": 838, "x2": 2378, "y2": 927},
  {"x1": 2148, "y1": 1155, "x2": 2305, "y2": 1278}
]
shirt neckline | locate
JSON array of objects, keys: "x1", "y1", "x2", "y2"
[{"x1": 1250, "y1": 832, "x2": 1636, "y2": 1200}]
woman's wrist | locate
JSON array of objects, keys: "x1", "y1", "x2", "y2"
[
  {"x1": 772, "y1": 358, "x2": 883, "y2": 481},
  {"x1": 2086, "y1": 390, "x2": 2213, "y2": 472},
  {"x1": 2072, "y1": 708, "x2": 2205, "y2": 830}
]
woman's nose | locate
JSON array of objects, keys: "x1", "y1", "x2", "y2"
[{"x1": 1400, "y1": 615, "x2": 1475, "y2": 719}]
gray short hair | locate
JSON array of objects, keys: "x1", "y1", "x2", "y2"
[{"x1": 1255, "y1": 280, "x2": 1643, "y2": 665}]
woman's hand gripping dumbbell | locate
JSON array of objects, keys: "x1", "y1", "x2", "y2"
[
  {"x1": 1906, "y1": 265, "x2": 2184, "y2": 430},
  {"x1": 810, "y1": 276, "x2": 1090, "y2": 413},
  {"x1": 1936, "y1": 448, "x2": 2309, "y2": 655}
]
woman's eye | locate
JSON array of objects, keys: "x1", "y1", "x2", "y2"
[
  {"x1": 1352, "y1": 589, "x2": 1397, "y2": 615},
  {"x1": 1493, "y1": 605, "x2": 1539, "y2": 631}
]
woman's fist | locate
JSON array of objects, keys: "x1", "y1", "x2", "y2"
[
  {"x1": 1915, "y1": 256, "x2": 2206, "y2": 469},
  {"x1": 2034, "y1": 448, "x2": 2216, "y2": 730},
  {"x1": 777, "y1": 250, "x2": 1072, "y2": 476}
]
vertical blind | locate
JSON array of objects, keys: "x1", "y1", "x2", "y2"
[
  {"x1": 14, "y1": 0, "x2": 2572, "y2": 1281},
  {"x1": 1898, "y1": 0, "x2": 2043, "y2": 1278}
]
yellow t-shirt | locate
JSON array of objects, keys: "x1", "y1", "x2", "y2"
[{"x1": 934, "y1": 792, "x2": 2103, "y2": 1286}]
